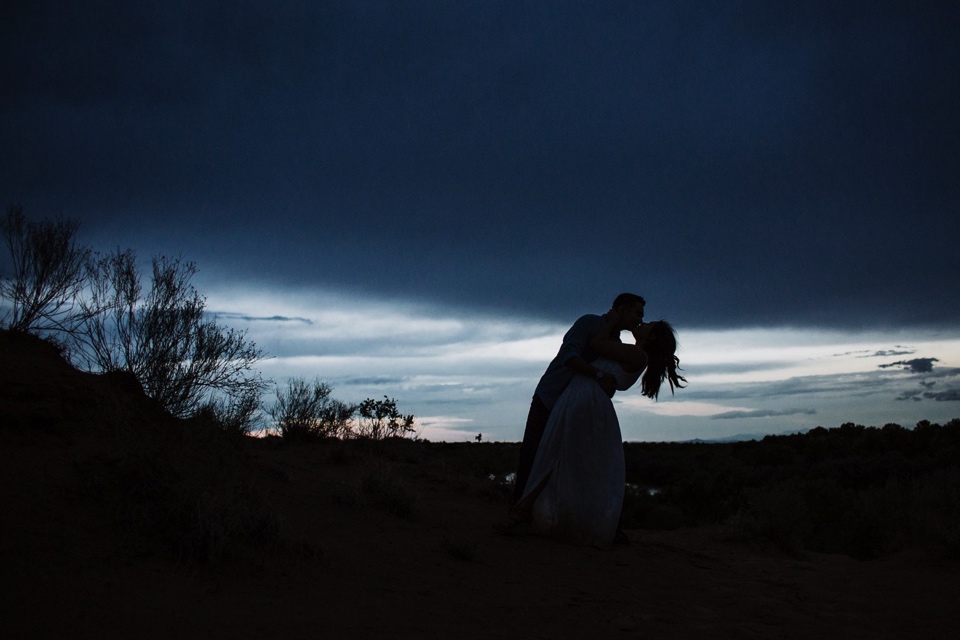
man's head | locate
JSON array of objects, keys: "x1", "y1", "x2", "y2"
[{"x1": 611, "y1": 292, "x2": 645, "y2": 330}]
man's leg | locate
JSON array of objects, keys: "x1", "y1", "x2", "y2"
[{"x1": 511, "y1": 395, "x2": 551, "y2": 507}]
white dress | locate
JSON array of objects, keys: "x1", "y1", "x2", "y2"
[{"x1": 518, "y1": 358, "x2": 641, "y2": 548}]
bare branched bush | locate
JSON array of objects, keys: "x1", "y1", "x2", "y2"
[
  {"x1": 356, "y1": 396, "x2": 417, "y2": 440},
  {"x1": 0, "y1": 209, "x2": 267, "y2": 421},
  {"x1": 72, "y1": 248, "x2": 141, "y2": 368},
  {"x1": 197, "y1": 389, "x2": 263, "y2": 437},
  {"x1": 0, "y1": 205, "x2": 91, "y2": 334},
  {"x1": 72, "y1": 249, "x2": 266, "y2": 418},
  {"x1": 269, "y1": 377, "x2": 356, "y2": 441}
]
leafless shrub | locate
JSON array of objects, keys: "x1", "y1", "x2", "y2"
[
  {"x1": 195, "y1": 389, "x2": 263, "y2": 437},
  {"x1": 269, "y1": 377, "x2": 357, "y2": 440},
  {"x1": 0, "y1": 204, "x2": 91, "y2": 334},
  {"x1": 71, "y1": 250, "x2": 267, "y2": 418}
]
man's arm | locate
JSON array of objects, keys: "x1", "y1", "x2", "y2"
[
  {"x1": 554, "y1": 314, "x2": 620, "y2": 396},
  {"x1": 589, "y1": 313, "x2": 646, "y2": 373},
  {"x1": 554, "y1": 314, "x2": 601, "y2": 365}
]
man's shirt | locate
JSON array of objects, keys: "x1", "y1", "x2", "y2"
[{"x1": 533, "y1": 312, "x2": 622, "y2": 410}]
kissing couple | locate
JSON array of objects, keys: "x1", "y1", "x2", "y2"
[{"x1": 505, "y1": 293, "x2": 685, "y2": 548}]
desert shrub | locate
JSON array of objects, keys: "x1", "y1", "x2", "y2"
[
  {"x1": 1, "y1": 209, "x2": 267, "y2": 421},
  {"x1": 193, "y1": 390, "x2": 263, "y2": 437},
  {"x1": 269, "y1": 377, "x2": 356, "y2": 441},
  {"x1": 268, "y1": 387, "x2": 416, "y2": 443},
  {"x1": 0, "y1": 204, "x2": 91, "y2": 334},
  {"x1": 71, "y1": 250, "x2": 267, "y2": 418},
  {"x1": 355, "y1": 396, "x2": 416, "y2": 440}
]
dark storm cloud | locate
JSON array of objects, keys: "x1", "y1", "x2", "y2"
[
  {"x1": 3, "y1": 1, "x2": 959, "y2": 329},
  {"x1": 685, "y1": 365, "x2": 947, "y2": 403},
  {"x1": 212, "y1": 312, "x2": 314, "y2": 325},
  {"x1": 340, "y1": 376, "x2": 405, "y2": 387},
  {"x1": 896, "y1": 389, "x2": 923, "y2": 402},
  {"x1": 841, "y1": 348, "x2": 916, "y2": 358},
  {"x1": 923, "y1": 389, "x2": 960, "y2": 401},
  {"x1": 895, "y1": 368, "x2": 960, "y2": 401},
  {"x1": 878, "y1": 358, "x2": 940, "y2": 373}
]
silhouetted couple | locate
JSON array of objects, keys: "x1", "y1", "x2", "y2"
[{"x1": 505, "y1": 293, "x2": 685, "y2": 548}]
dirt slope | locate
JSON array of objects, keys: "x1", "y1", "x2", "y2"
[{"x1": 2, "y1": 330, "x2": 957, "y2": 639}]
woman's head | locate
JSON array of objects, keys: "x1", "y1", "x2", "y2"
[{"x1": 639, "y1": 320, "x2": 686, "y2": 399}]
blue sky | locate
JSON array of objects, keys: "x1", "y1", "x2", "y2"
[{"x1": 3, "y1": 2, "x2": 959, "y2": 440}]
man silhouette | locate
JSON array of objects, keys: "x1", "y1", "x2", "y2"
[{"x1": 510, "y1": 293, "x2": 646, "y2": 507}]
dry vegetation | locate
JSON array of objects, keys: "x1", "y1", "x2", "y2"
[{"x1": 621, "y1": 424, "x2": 960, "y2": 560}]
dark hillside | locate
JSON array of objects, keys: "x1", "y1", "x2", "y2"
[
  {"x1": 622, "y1": 422, "x2": 960, "y2": 558},
  {"x1": 2, "y1": 329, "x2": 958, "y2": 639}
]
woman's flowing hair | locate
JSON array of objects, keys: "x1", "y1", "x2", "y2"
[{"x1": 641, "y1": 320, "x2": 687, "y2": 400}]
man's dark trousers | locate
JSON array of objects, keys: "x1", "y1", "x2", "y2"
[{"x1": 511, "y1": 395, "x2": 551, "y2": 506}]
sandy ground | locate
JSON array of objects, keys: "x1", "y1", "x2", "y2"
[{"x1": 2, "y1": 330, "x2": 958, "y2": 639}]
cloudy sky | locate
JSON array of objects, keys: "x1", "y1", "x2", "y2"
[{"x1": 3, "y1": 1, "x2": 959, "y2": 441}]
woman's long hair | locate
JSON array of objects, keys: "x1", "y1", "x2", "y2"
[{"x1": 641, "y1": 320, "x2": 686, "y2": 400}]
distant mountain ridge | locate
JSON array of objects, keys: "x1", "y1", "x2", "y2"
[
  {"x1": 627, "y1": 430, "x2": 809, "y2": 444},
  {"x1": 685, "y1": 431, "x2": 808, "y2": 443}
]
